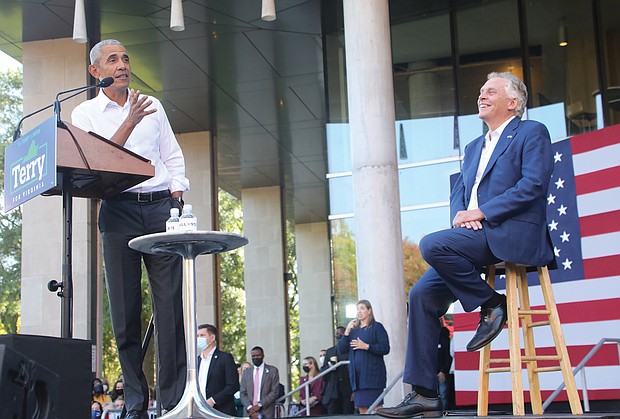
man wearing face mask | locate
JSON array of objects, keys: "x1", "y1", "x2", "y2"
[
  {"x1": 196, "y1": 323, "x2": 239, "y2": 416},
  {"x1": 92, "y1": 378, "x2": 112, "y2": 406},
  {"x1": 240, "y1": 347, "x2": 280, "y2": 418},
  {"x1": 320, "y1": 326, "x2": 354, "y2": 414}
]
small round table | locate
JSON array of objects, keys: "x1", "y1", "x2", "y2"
[{"x1": 129, "y1": 231, "x2": 249, "y2": 419}]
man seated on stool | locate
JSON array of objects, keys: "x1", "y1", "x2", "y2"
[
  {"x1": 377, "y1": 72, "x2": 554, "y2": 419},
  {"x1": 197, "y1": 323, "x2": 240, "y2": 416}
]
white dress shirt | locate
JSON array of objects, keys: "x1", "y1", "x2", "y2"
[
  {"x1": 198, "y1": 346, "x2": 216, "y2": 400},
  {"x1": 467, "y1": 116, "x2": 515, "y2": 211},
  {"x1": 71, "y1": 89, "x2": 189, "y2": 194}
]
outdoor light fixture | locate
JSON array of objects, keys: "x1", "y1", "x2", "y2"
[
  {"x1": 261, "y1": 0, "x2": 276, "y2": 21},
  {"x1": 170, "y1": 0, "x2": 185, "y2": 31},
  {"x1": 72, "y1": 0, "x2": 87, "y2": 43},
  {"x1": 558, "y1": 19, "x2": 568, "y2": 47}
]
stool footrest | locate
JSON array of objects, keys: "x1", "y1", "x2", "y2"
[
  {"x1": 527, "y1": 320, "x2": 551, "y2": 328},
  {"x1": 518, "y1": 309, "x2": 550, "y2": 316},
  {"x1": 485, "y1": 367, "x2": 511, "y2": 373},
  {"x1": 534, "y1": 366, "x2": 562, "y2": 373}
]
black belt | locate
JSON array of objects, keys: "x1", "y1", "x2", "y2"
[{"x1": 115, "y1": 190, "x2": 171, "y2": 202}]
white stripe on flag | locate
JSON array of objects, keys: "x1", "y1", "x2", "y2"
[
  {"x1": 453, "y1": 319, "x2": 620, "y2": 352},
  {"x1": 455, "y1": 365, "x2": 620, "y2": 391},
  {"x1": 452, "y1": 276, "x2": 620, "y2": 314},
  {"x1": 582, "y1": 231, "x2": 620, "y2": 259},
  {"x1": 572, "y1": 143, "x2": 620, "y2": 176},
  {"x1": 576, "y1": 187, "x2": 620, "y2": 217}
]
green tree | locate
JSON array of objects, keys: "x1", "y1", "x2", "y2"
[
  {"x1": 0, "y1": 69, "x2": 23, "y2": 334},
  {"x1": 286, "y1": 221, "x2": 299, "y2": 387},
  {"x1": 218, "y1": 189, "x2": 247, "y2": 363}
]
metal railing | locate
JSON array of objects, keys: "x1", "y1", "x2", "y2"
[
  {"x1": 543, "y1": 337, "x2": 620, "y2": 412},
  {"x1": 275, "y1": 361, "x2": 349, "y2": 417},
  {"x1": 368, "y1": 369, "x2": 404, "y2": 413}
]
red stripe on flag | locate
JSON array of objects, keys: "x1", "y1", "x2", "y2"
[
  {"x1": 584, "y1": 254, "x2": 620, "y2": 279},
  {"x1": 456, "y1": 389, "x2": 620, "y2": 407},
  {"x1": 579, "y1": 210, "x2": 620, "y2": 237},
  {"x1": 570, "y1": 124, "x2": 620, "y2": 154},
  {"x1": 455, "y1": 343, "x2": 620, "y2": 371},
  {"x1": 454, "y1": 298, "x2": 620, "y2": 332},
  {"x1": 575, "y1": 166, "x2": 620, "y2": 195}
]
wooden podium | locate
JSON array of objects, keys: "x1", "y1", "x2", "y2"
[{"x1": 49, "y1": 122, "x2": 154, "y2": 338}]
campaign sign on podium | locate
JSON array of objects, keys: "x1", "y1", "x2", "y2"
[{"x1": 3, "y1": 115, "x2": 57, "y2": 213}]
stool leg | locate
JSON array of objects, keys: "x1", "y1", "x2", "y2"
[
  {"x1": 477, "y1": 266, "x2": 495, "y2": 417},
  {"x1": 518, "y1": 265, "x2": 543, "y2": 414},
  {"x1": 506, "y1": 263, "x2": 525, "y2": 416},
  {"x1": 538, "y1": 267, "x2": 584, "y2": 415}
]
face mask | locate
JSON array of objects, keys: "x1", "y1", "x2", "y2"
[
  {"x1": 252, "y1": 357, "x2": 263, "y2": 367},
  {"x1": 115, "y1": 388, "x2": 124, "y2": 396},
  {"x1": 103, "y1": 384, "x2": 109, "y2": 393},
  {"x1": 197, "y1": 337, "x2": 208, "y2": 352},
  {"x1": 93, "y1": 384, "x2": 103, "y2": 394},
  {"x1": 91, "y1": 411, "x2": 102, "y2": 419},
  {"x1": 335, "y1": 334, "x2": 343, "y2": 341},
  {"x1": 302, "y1": 366, "x2": 310, "y2": 373},
  {"x1": 319, "y1": 356, "x2": 325, "y2": 365}
]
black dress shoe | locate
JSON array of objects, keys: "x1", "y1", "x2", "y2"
[
  {"x1": 376, "y1": 392, "x2": 442, "y2": 418},
  {"x1": 466, "y1": 294, "x2": 507, "y2": 352},
  {"x1": 125, "y1": 411, "x2": 148, "y2": 419}
]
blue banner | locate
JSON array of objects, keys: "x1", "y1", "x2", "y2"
[{"x1": 3, "y1": 116, "x2": 57, "y2": 212}]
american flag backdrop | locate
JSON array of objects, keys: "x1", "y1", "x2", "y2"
[{"x1": 452, "y1": 124, "x2": 620, "y2": 406}]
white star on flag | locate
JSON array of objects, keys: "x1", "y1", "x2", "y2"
[
  {"x1": 560, "y1": 231, "x2": 570, "y2": 242},
  {"x1": 558, "y1": 205, "x2": 568, "y2": 216},
  {"x1": 554, "y1": 152, "x2": 562, "y2": 162},
  {"x1": 555, "y1": 178, "x2": 565, "y2": 189},
  {"x1": 547, "y1": 194, "x2": 556, "y2": 205},
  {"x1": 562, "y1": 258, "x2": 573, "y2": 270},
  {"x1": 554, "y1": 246, "x2": 561, "y2": 257},
  {"x1": 548, "y1": 220, "x2": 559, "y2": 231}
]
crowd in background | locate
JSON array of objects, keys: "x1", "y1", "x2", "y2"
[{"x1": 90, "y1": 301, "x2": 454, "y2": 418}]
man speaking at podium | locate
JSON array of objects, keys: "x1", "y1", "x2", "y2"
[{"x1": 72, "y1": 39, "x2": 189, "y2": 419}]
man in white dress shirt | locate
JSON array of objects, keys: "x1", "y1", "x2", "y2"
[{"x1": 72, "y1": 39, "x2": 189, "y2": 419}]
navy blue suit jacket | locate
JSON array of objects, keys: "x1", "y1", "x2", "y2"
[
  {"x1": 337, "y1": 322, "x2": 390, "y2": 392},
  {"x1": 450, "y1": 117, "x2": 554, "y2": 266},
  {"x1": 197, "y1": 348, "x2": 240, "y2": 416}
]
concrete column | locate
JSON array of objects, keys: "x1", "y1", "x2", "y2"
[
  {"x1": 343, "y1": 0, "x2": 408, "y2": 405},
  {"x1": 297, "y1": 222, "x2": 333, "y2": 363},
  {"x1": 242, "y1": 186, "x2": 289, "y2": 388},
  {"x1": 176, "y1": 132, "x2": 215, "y2": 327},
  {"x1": 20, "y1": 39, "x2": 96, "y2": 340}
]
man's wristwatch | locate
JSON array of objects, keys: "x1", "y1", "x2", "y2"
[{"x1": 173, "y1": 196, "x2": 184, "y2": 206}]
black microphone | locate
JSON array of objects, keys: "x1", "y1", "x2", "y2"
[
  {"x1": 12, "y1": 77, "x2": 115, "y2": 141},
  {"x1": 54, "y1": 77, "x2": 115, "y2": 127}
]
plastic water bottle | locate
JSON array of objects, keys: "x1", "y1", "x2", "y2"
[
  {"x1": 166, "y1": 208, "x2": 180, "y2": 232},
  {"x1": 179, "y1": 204, "x2": 198, "y2": 231}
]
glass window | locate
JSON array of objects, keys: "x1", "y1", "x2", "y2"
[
  {"x1": 328, "y1": 176, "x2": 354, "y2": 216},
  {"x1": 326, "y1": 123, "x2": 352, "y2": 173},
  {"x1": 330, "y1": 217, "x2": 358, "y2": 328},
  {"x1": 399, "y1": 161, "x2": 460, "y2": 208},
  {"x1": 392, "y1": 12, "x2": 455, "y2": 120},
  {"x1": 526, "y1": 0, "x2": 598, "y2": 136},
  {"x1": 456, "y1": 0, "x2": 521, "y2": 117},
  {"x1": 396, "y1": 116, "x2": 459, "y2": 164},
  {"x1": 401, "y1": 206, "x2": 451, "y2": 246}
]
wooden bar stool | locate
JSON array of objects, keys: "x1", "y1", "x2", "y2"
[{"x1": 477, "y1": 262, "x2": 583, "y2": 416}]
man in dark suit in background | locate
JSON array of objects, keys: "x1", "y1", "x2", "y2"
[
  {"x1": 377, "y1": 72, "x2": 554, "y2": 418},
  {"x1": 240, "y1": 346, "x2": 280, "y2": 418},
  {"x1": 321, "y1": 326, "x2": 354, "y2": 414},
  {"x1": 197, "y1": 324, "x2": 239, "y2": 416}
]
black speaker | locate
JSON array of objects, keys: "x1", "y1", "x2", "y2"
[
  {"x1": 0, "y1": 344, "x2": 59, "y2": 418},
  {"x1": 0, "y1": 335, "x2": 94, "y2": 419}
]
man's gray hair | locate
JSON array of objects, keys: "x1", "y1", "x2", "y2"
[
  {"x1": 487, "y1": 71, "x2": 528, "y2": 117},
  {"x1": 90, "y1": 39, "x2": 123, "y2": 65}
]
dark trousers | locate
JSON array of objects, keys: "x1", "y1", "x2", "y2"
[
  {"x1": 99, "y1": 195, "x2": 186, "y2": 412},
  {"x1": 403, "y1": 227, "x2": 500, "y2": 390}
]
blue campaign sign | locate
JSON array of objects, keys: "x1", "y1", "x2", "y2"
[{"x1": 3, "y1": 115, "x2": 57, "y2": 213}]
